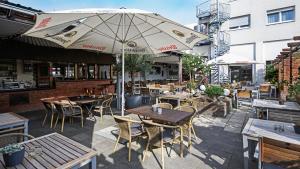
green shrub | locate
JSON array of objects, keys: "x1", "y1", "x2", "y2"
[{"x1": 205, "y1": 85, "x2": 224, "y2": 98}]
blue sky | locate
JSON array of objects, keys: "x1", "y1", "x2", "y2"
[{"x1": 11, "y1": 0, "x2": 200, "y2": 25}]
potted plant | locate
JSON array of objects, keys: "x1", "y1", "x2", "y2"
[
  {"x1": 117, "y1": 54, "x2": 151, "y2": 108},
  {"x1": 277, "y1": 80, "x2": 288, "y2": 105},
  {"x1": 288, "y1": 80, "x2": 300, "y2": 104},
  {"x1": 204, "y1": 85, "x2": 224, "y2": 101},
  {"x1": 0, "y1": 144, "x2": 25, "y2": 167}
]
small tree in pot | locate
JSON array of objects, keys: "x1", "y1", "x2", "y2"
[
  {"x1": 117, "y1": 54, "x2": 152, "y2": 108},
  {"x1": 0, "y1": 144, "x2": 25, "y2": 167}
]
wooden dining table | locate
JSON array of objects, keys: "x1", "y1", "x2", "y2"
[
  {"x1": 157, "y1": 92, "x2": 190, "y2": 107},
  {"x1": 126, "y1": 105, "x2": 193, "y2": 125},
  {"x1": 0, "y1": 133, "x2": 97, "y2": 169}
]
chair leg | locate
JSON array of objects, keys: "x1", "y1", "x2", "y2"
[
  {"x1": 61, "y1": 116, "x2": 65, "y2": 132},
  {"x1": 128, "y1": 138, "x2": 131, "y2": 162},
  {"x1": 143, "y1": 141, "x2": 150, "y2": 162},
  {"x1": 50, "y1": 113, "x2": 54, "y2": 128},
  {"x1": 109, "y1": 107, "x2": 114, "y2": 116},
  {"x1": 191, "y1": 125, "x2": 198, "y2": 141},
  {"x1": 161, "y1": 139, "x2": 165, "y2": 169},
  {"x1": 114, "y1": 135, "x2": 121, "y2": 152},
  {"x1": 81, "y1": 114, "x2": 84, "y2": 128},
  {"x1": 42, "y1": 113, "x2": 48, "y2": 127},
  {"x1": 99, "y1": 108, "x2": 103, "y2": 121},
  {"x1": 54, "y1": 114, "x2": 59, "y2": 128}
]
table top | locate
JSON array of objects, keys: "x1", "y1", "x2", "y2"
[
  {"x1": 126, "y1": 106, "x2": 193, "y2": 124},
  {"x1": 253, "y1": 99, "x2": 300, "y2": 111},
  {"x1": 0, "y1": 112, "x2": 28, "y2": 127},
  {"x1": 159, "y1": 92, "x2": 190, "y2": 100},
  {"x1": 68, "y1": 96, "x2": 100, "y2": 104},
  {"x1": 0, "y1": 133, "x2": 97, "y2": 169},
  {"x1": 242, "y1": 118, "x2": 300, "y2": 145}
]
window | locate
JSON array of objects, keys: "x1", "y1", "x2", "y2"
[
  {"x1": 229, "y1": 15, "x2": 250, "y2": 30},
  {"x1": 267, "y1": 7, "x2": 295, "y2": 24}
]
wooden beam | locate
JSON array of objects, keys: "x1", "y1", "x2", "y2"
[
  {"x1": 293, "y1": 36, "x2": 300, "y2": 41},
  {"x1": 288, "y1": 42, "x2": 300, "y2": 47},
  {"x1": 280, "y1": 51, "x2": 289, "y2": 55},
  {"x1": 282, "y1": 48, "x2": 291, "y2": 51}
]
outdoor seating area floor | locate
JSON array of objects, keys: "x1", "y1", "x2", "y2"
[{"x1": 20, "y1": 107, "x2": 257, "y2": 169}]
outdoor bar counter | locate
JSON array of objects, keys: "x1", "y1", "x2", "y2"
[{"x1": 0, "y1": 80, "x2": 115, "y2": 113}]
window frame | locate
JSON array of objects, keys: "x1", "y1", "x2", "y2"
[
  {"x1": 229, "y1": 14, "x2": 251, "y2": 30},
  {"x1": 266, "y1": 6, "x2": 295, "y2": 25}
]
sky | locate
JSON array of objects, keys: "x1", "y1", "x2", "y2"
[{"x1": 10, "y1": 0, "x2": 200, "y2": 25}]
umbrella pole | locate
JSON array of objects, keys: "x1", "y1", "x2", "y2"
[{"x1": 121, "y1": 12, "x2": 125, "y2": 116}]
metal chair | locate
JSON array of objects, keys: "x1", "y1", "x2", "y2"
[
  {"x1": 0, "y1": 133, "x2": 35, "y2": 148},
  {"x1": 236, "y1": 89, "x2": 252, "y2": 108},
  {"x1": 259, "y1": 84, "x2": 272, "y2": 99},
  {"x1": 142, "y1": 120, "x2": 183, "y2": 169},
  {"x1": 92, "y1": 95, "x2": 113, "y2": 120},
  {"x1": 53, "y1": 101, "x2": 84, "y2": 132},
  {"x1": 157, "y1": 103, "x2": 173, "y2": 109},
  {"x1": 113, "y1": 115, "x2": 144, "y2": 162}
]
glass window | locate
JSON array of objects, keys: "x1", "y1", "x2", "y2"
[
  {"x1": 78, "y1": 64, "x2": 87, "y2": 79},
  {"x1": 267, "y1": 12, "x2": 279, "y2": 23},
  {"x1": 282, "y1": 9, "x2": 295, "y2": 21},
  {"x1": 99, "y1": 65, "x2": 111, "y2": 79},
  {"x1": 267, "y1": 7, "x2": 295, "y2": 24},
  {"x1": 229, "y1": 15, "x2": 250, "y2": 29},
  {"x1": 88, "y1": 65, "x2": 95, "y2": 79}
]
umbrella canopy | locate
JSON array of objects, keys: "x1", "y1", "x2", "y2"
[
  {"x1": 207, "y1": 53, "x2": 262, "y2": 65},
  {"x1": 24, "y1": 8, "x2": 207, "y2": 115}
]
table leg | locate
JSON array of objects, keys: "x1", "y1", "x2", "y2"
[
  {"x1": 266, "y1": 109, "x2": 269, "y2": 120},
  {"x1": 177, "y1": 99, "x2": 180, "y2": 107},
  {"x1": 89, "y1": 156, "x2": 97, "y2": 169},
  {"x1": 156, "y1": 97, "x2": 159, "y2": 104},
  {"x1": 243, "y1": 135, "x2": 249, "y2": 169},
  {"x1": 24, "y1": 121, "x2": 29, "y2": 141}
]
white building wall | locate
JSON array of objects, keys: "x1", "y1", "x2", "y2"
[{"x1": 227, "y1": 0, "x2": 300, "y2": 83}]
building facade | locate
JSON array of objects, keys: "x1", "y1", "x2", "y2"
[{"x1": 196, "y1": 0, "x2": 300, "y2": 84}]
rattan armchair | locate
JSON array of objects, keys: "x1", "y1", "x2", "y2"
[
  {"x1": 113, "y1": 115, "x2": 144, "y2": 162},
  {"x1": 174, "y1": 106, "x2": 197, "y2": 146},
  {"x1": 92, "y1": 95, "x2": 113, "y2": 120},
  {"x1": 0, "y1": 133, "x2": 35, "y2": 148},
  {"x1": 41, "y1": 100, "x2": 56, "y2": 128},
  {"x1": 142, "y1": 120, "x2": 183, "y2": 169},
  {"x1": 157, "y1": 103, "x2": 173, "y2": 109},
  {"x1": 53, "y1": 101, "x2": 84, "y2": 132}
]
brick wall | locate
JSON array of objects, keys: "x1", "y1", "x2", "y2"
[{"x1": 0, "y1": 80, "x2": 115, "y2": 113}]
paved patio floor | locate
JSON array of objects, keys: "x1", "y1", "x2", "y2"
[{"x1": 20, "y1": 106, "x2": 258, "y2": 169}]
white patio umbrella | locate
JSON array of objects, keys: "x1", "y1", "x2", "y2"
[
  {"x1": 24, "y1": 8, "x2": 207, "y2": 115},
  {"x1": 207, "y1": 53, "x2": 262, "y2": 65}
]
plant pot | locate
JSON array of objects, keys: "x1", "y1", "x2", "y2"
[
  {"x1": 3, "y1": 148, "x2": 25, "y2": 167},
  {"x1": 125, "y1": 95, "x2": 142, "y2": 109},
  {"x1": 294, "y1": 125, "x2": 300, "y2": 134},
  {"x1": 296, "y1": 94, "x2": 300, "y2": 105}
]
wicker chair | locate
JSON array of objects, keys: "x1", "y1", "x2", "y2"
[
  {"x1": 53, "y1": 101, "x2": 84, "y2": 132},
  {"x1": 92, "y1": 95, "x2": 113, "y2": 120},
  {"x1": 0, "y1": 133, "x2": 35, "y2": 148},
  {"x1": 174, "y1": 106, "x2": 197, "y2": 146},
  {"x1": 157, "y1": 103, "x2": 173, "y2": 110},
  {"x1": 113, "y1": 115, "x2": 144, "y2": 162},
  {"x1": 41, "y1": 100, "x2": 56, "y2": 128},
  {"x1": 142, "y1": 120, "x2": 183, "y2": 169}
]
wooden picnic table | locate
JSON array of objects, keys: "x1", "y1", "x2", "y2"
[
  {"x1": 0, "y1": 112, "x2": 28, "y2": 136},
  {"x1": 0, "y1": 133, "x2": 97, "y2": 169},
  {"x1": 126, "y1": 105, "x2": 193, "y2": 125},
  {"x1": 252, "y1": 99, "x2": 300, "y2": 120},
  {"x1": 242, "y1": 118, "x2": 300, "y2": 169}
]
